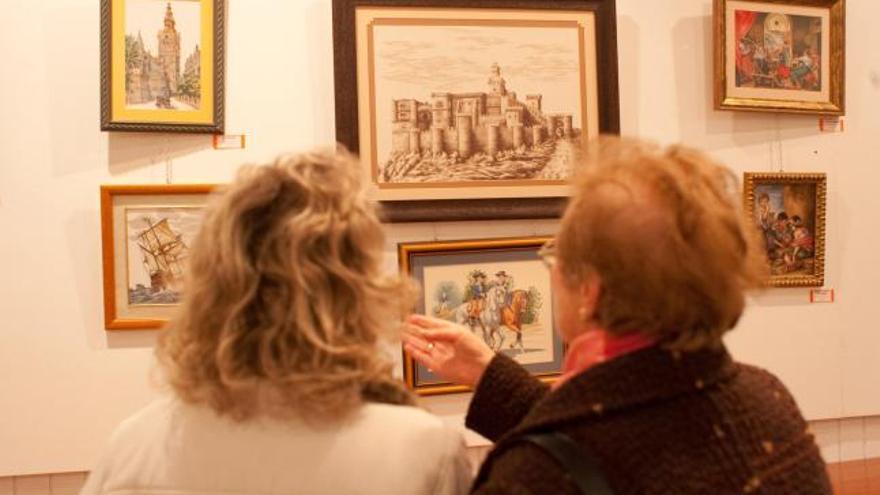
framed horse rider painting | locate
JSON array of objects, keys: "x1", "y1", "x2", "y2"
[{"x1": 399, "y1": 236, "x2": 564, "y2": 395}]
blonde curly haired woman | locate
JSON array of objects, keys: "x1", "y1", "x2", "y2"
[{"x1": 82, "y1": 149, "x2": 472, "y2": 495}]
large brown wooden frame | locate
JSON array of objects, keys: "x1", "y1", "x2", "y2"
[
  {"x1": 100, "y1": 0, "x2": 226, "y2": 133},
  {"x1": 743, "y1": 172, "x2": 827, "y2": 288},
  {"x1": 399, "y1": 236, "x2": 560, "y2": 395},
  {"x1": 333, "y1": 0, "x2": 621, "y2": 222},
  {"x1": 714, "y1": 0, "x2": 845, "y2": 115},
  {"x1": 101, "y1": 184, "x2": 216, "y2": 330}
]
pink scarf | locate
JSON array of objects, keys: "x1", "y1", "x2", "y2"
[{"x1": 552, "y1": 330, "x2": 657, "y2": 390}]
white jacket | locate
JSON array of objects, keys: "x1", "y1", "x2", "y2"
[{"x1": 81, "y1": 397, "x2": 472, "y2": 495}]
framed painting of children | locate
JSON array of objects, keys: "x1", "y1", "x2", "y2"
[{"x1": 744, "y1": 173, "x2": 827, "y2": 287}]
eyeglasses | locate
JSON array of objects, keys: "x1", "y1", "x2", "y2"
[{"x1": 538, "y1": 238, "x2": 557, "y2": 270}]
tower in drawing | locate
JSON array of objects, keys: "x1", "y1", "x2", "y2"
[{"x1": 157, "y1": 2, "x2": 181, "y2": 93}]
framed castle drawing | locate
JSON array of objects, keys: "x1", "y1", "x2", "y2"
[
  {"x1": 101, "y1": 184, "x2": 215, "y2": 330},
  {"x1": 714, "y1": 0, "x2": 845, "y2": 115},
  {"x1": 100, "y1": 0, "x2": 225, "y2": 133},
  {"x1": 333, "y1": 0, "x2": 620, "y2": 221},
  {"x1": 744, "y1": 173, "x2": 826, "y2": 287},
  {"x1": 399, "y1": 237, "x2": 564, "y2": 395}
]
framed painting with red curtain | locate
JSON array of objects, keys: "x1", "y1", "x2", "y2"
[{"x1": 714, "y1": 0, "x2": 844, "y2": 115}]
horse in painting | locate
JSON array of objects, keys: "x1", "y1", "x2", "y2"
[{"x1": 500, "y1": 289, "x2": 529, "y2": 353}]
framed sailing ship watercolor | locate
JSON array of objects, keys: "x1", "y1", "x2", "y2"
[
  {"x1": 100, "y1": 0, "x2": 225, "y2": 133},
  {"x1": 399, "y1": 237, "x2": 564, "y2": 395},
  {"x1": 101, "y1": 184, "x2": 215, "y2": 330},
  {"x1": 333, "y1": 0, "x2": 621, "y2": 221},
  {"x1": 714, "y1": 0, "x2": 845, "y2": 115},
  {"x1": 744, "y1": 173, "x2": 827, "y2": 287}
]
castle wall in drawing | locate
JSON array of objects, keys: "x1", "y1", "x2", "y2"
[{"x1": 389, "y1": 63, "x2": 577, "y2": 159}]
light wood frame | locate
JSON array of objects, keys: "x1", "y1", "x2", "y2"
[
  {"x1": 399, "y1": 236, "x2": 563, "y2": 395},
  {"x1": 101, "y1": 184, "x2": 215, "y2": 330},
  {"x1": 100, "y1": 0, "x2": 226, "y2": 133},
  {"x1": 743, "y1": 172, "x2": 827, "y2": 287},
  {"x1": 714, "y1": 0, "x2": 845, "y2": 115}
]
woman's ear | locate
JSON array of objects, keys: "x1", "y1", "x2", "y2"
[{"x1": 578, "y1": 273, "x2": 602, "y2": 324}]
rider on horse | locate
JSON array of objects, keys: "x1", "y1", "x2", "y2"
[
  {"x1": 466, "y1": 271, "x2": 488, "y2": 323},
  {"x1": 494, "y1": 270, "x2": 514, "y2": 306}
]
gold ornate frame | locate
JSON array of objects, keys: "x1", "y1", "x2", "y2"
[
  {"x1": 101, "y1": 184, "x2": 216, "y2": 330},
  {"x1": 743, "y1": 172, "x2": 827, "y2": 287},
  {"x1": 399, "y1": 236, "x2": 561, "y2": 395},
  {"x1": 714, "y1": 0, "x2": 845, "y2": 115}
]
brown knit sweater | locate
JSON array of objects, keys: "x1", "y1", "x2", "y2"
[{"x1": 466, "y1": 345, "x2": 831, "y2": 494}]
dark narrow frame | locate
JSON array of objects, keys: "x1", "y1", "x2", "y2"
[
  {"x1": 332, "y1": 0, "x2": 620, "y2": 222},
  {"x1": 100, "y1": 0, "x2": 226, "y2": 133}
]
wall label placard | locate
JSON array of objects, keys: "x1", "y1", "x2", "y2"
[
  {"x1": 810, "y1": 288, "x2": 835, "y2": 303},
  {"x1": 819, "y1": 116, "x2": 844, "y2": 132},
  {"x1": 213, "y1": 134, "x2": 246, "y2": 149}
]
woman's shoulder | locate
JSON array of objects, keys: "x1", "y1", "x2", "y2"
[
  {"x1": 107, "y1": 396, "x2": 180, "y2": 441},
  {"x1": 84, "y1": 397, "x2": 189, "y2": 487},
  {"x1": 104, "y1": 398, "x2": 465, "y2": 457},
  {"x1": 360, "y1": 402, "x2": 452, "y2": 430},
  {"x1": 732, "y1": 362, "x2": 802, "y2": 405},
  {"x1": 111, "y1": 399, "x2": 452, "y2": 436},
  {"x1": 355, "y1": 403, "x2": 471, "y2": 489},
  {"x1": 357, "y1": 403, "x2": 464, "y2": 448}
]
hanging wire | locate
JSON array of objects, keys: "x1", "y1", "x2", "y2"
[
  {"x1": 161, "y1": 139, "x2": 173, "y2": 184},
  {"x1": 165, "y1": 159, "x2": 173, "y2": 185},
  {"x1": 774, "y1": 114, "x2": 784, "y2": 172}
]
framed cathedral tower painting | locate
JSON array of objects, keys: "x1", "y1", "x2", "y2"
[
  {"x1": 101, "y1": 0, "x2": 225, "y2": 133},
  {"x1": 332, "y1": 0, "x2": 620, "y2": 221}
]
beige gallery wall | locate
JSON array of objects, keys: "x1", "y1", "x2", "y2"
[{"x1": 1, "y1": 0, "x2": 879, "y2": 476}]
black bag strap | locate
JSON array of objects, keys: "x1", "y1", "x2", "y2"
[{"x1": 516, "y1": 431, "x2": 615, "y2": 495}]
